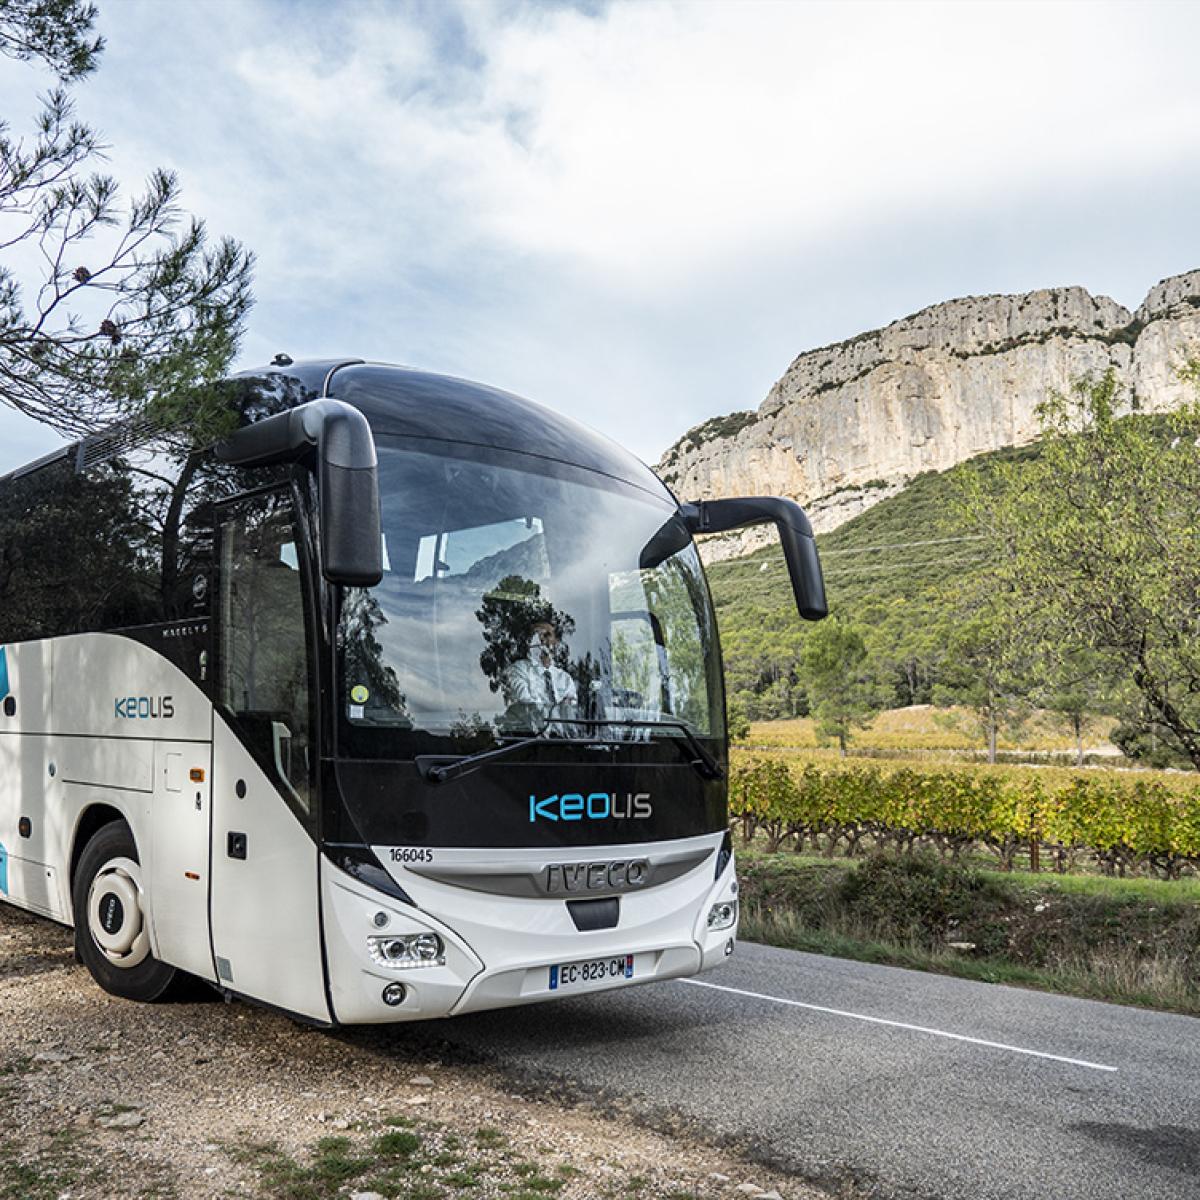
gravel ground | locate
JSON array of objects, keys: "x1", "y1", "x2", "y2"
[{"x1": 0, "y1": 903, "x2": 825, "y2": 1200}]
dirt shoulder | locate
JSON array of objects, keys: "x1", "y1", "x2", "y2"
[{"x1": 0, "y1": 904, "x2": 821, "y2": 1200}]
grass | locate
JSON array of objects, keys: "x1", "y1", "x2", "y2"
[
  {"x1": 737, "y1": 848, "x2": 1200, "y2": 1016},
  {"x1": 0, "y1": 1079, "x2": 175, "y2": 1200},
  {"x1": 225, "y1": 1114, "x2": 609, "y2": 1200},
  {"x1": 231, "y1": 1136, "x2": 377, "y2": 1200},
  {"x1": 0, "y1": 1124, "x2": 96, "y2": 1200},
  {"x1": 755, "y1": 844, "x2": 1200, "y2": 902},
  {"x1": 375, "y1": 1129, "x2": 422, "y2": 1159},
  {"x1": 1001, "y1": 868, "x2": 1200, "y2": 904}
]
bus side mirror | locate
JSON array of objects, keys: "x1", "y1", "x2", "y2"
[
  {"x1": 216, "y1": 398, "x2": 383, "y2": 587},
  {"x1": 681, "y1": 496, "x2": 828, "y2": 621}
]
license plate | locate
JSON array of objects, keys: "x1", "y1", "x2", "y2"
[{"x1": 549, "y1": 953, "x2": 635, "y2": 991}]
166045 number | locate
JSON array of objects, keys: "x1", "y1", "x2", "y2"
[{"x1": 388, "y1": 847, "x2": 434, "y2": 864}]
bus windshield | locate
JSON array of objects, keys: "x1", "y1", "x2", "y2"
[{"x1": 337, "y1": 440, "x2": 724, "y2": 756}]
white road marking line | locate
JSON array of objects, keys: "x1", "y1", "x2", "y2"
[{"x1": 679, "y1": 978, "x2": 1119, "y2": 1073}]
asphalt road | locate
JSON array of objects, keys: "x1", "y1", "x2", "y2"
[{"x1": 373, "y1": 942, "x2": 1200, "y2": 1200}]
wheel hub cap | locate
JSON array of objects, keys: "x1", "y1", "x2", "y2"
[{"x1": 87, "y1": 858, "x2": 150, "y2": 968}]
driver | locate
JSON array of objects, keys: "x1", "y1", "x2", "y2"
[{"x1": 505, "y1": 620, "x2": 577, "y2": 730}]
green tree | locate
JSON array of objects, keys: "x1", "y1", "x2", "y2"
[
  {"x1": 801, "y1": 618, "x2": 880, "y2": 756},
  {"x1": 931, "y1": 574, "x2": 1034, "y2": 763},
  {"x1": 961, "y1": 368, "x2": 1200, "y2": 769},
  {"x1": 0, "y1": 1, "x2": 102, "y2": 79},
  {"x1": 0, "y1": 0, "x2": 253, "y2": 438},
  {"x1": 1037, "y1": 646, "x2": 1116, "y2": 767},
  {"x1": 726, "y1": 696, "x2": 751, "y2": 741}
]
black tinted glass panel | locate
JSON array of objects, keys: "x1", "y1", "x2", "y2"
[{"x1": 219, "y1": 491, "x2": 313, "y2": 818}]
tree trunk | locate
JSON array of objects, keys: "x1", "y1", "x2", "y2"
[
  {"x1": 987, "y1": 703, "x2": 998, "y2": 765},
  {"x1": 1073, "y1": 712, "x2": 1084, "y2": 768}
]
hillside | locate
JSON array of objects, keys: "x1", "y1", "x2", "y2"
[
  {"x1": 663, "y1": 269, "x2": 1200, "y2": 548},
  {"x1": 708, "y1": 441, "x2": 1039, "y2": 717}
]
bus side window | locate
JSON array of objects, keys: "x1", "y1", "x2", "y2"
[{"x1": 218, "y1": 492, "x2": 313, "y2": 821}]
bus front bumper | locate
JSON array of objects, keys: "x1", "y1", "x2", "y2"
[{"x1": 319, "y1": 846, "x2": 737, "y2": 1025}]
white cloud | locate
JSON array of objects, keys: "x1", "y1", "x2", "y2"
[
  {"x1": 210, "y1": 0, "x2": 1200, "y2": 288},
  {"x1": 2, "y1": 0, "x2": 1200, "y2": 475}
]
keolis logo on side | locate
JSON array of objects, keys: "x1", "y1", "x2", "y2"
[
  {"x1": 528, "y1": 792, "x2": 652, "y2": 822},
  {"x1": 114, "y1": 696, "x2": 175, "y2": 720}
]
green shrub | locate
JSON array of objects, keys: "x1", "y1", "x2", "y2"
[{"x1": 837, "y1": 852, "x2": 1008, "y2": 946}]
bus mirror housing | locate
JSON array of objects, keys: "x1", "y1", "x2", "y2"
[
  {"x1": 681, "y1": 496, "x2": 828, "y2": 621},
  {"x1": 216, "y1": 398, "x2": 383, "y2": 587}
]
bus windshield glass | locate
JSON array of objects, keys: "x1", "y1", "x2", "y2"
[{"x1": 337, "y1": 441, "x2": 724, "y2": 755}]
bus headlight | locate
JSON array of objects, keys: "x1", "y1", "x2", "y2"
[
  {"x1": 707, "y1": 900, "x2": 738, "y2": 931},
  {"x1": 367, "y1": 932, "x2": 445, "y2": 968}
]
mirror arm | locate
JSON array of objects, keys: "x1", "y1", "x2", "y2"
[{"x1": 682, "y1": 496, "x2": 828, "y2": 621}]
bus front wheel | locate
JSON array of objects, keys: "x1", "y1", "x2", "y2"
[{"x1": 73, "y1": 822, "x2": 178, "y2": 1002}]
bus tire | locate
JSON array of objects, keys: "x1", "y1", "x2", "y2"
[{"x1": 72, "y1": 821, "x2": 178, "y2": 1002}]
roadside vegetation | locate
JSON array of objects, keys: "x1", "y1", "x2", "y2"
[
  {"x1": 730, "y1": 747, "x2": 1200, "y2": 1013},
  {"x1": 737, "y1": 850, "x2": 1200, "y2": 1016},
  {"x1": 729, "y1": 749, "x2": 1200, "y2": 878}
]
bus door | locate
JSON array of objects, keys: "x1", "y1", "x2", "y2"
[
  {"x1": 150, "y1": 738, "x2": 214, "y2": 980},
  {"x1": 209, "y1": 488, "x2": 329, "y2": 1022}
]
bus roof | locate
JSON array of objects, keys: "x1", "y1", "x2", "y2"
[{"x1": 241, "y1": 359, "x2": 673, "y2": 503}]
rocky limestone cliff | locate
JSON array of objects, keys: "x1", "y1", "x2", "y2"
[{"x1": 661, "y1": 270, "x2": 1200, "y2": 556}]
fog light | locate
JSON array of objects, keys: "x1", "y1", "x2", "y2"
[
  {"x1": 381, "y1": 982, "x2": 406, "y2": 1007},
  {"x1": 707, "y1": 900, "x2": 738, "y2": 931},
  {"x1": 367, "y1": 932, "x2": 446, "y2": 969}
]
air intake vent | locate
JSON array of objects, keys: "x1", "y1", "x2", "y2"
[{"x1": 74, "y1": 417, "x2": 158, "y2": 472}]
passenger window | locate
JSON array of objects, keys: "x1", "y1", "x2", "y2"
[{"x1": 218, "y1": 492, "x2": 313, "y2": 819}]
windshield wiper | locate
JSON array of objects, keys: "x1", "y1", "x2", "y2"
[
  {"x1": 417, "y1": 732, "x2": 560, "y2": 785},
  {"x1": 548, "y1": 717, "x2": 724, "y2": 781},
  {"x1": 417, "y1": 718, "x2": 723, "y2": 785}
]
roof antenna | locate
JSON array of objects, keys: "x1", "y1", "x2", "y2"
[{"x1": 271, "y1": 352, "x2": 294, "y2": 367}]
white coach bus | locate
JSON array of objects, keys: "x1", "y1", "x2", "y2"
[{"x1": 0, "y1": 360, "x2": 826, "y2": 1024}]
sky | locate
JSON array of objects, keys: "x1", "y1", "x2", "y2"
[{"x1": 2, "y1": 0, "x2": 1200, "y2": 474}]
